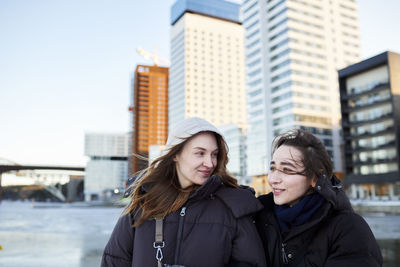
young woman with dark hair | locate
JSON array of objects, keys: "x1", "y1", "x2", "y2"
[
  {"x1": 101, "y1": 117, "x2": 266, "y2": 267},
  {"x1": 255, "y1": 129, "x2": 382, "y2": 267}
]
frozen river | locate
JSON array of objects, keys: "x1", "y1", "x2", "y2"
[
  {"x1": 0, "y1": 201, "x2": 123, "y2": 267},
  {"x1": 0, "y1": 201, "x2": 399, "y2": 267}
]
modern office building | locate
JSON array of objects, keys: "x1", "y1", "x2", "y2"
[
  {"x1": 241, "y1": 0, "x2": 361, "y2": 176},
  {"x1": 169, "y1": 0, "x2": 247, "y2": 130},
  {"x1": 84, "y1": 133, "x2": 129, "y2": 201},
  {"x1": 339, "y1": 51, "x2": 400, "y2": 199},
  {"x1": 130, "y1": 65, "x2": 169, "y2": 175},
  {"x1": 219, "y1": 124, "x2": 247, "y2": 178}
]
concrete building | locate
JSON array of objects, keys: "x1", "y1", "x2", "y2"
[
  {"x1": 339, "y1": 51, "x2": 400, "y2": 200},
  {"x1": 130, "y1": 65, "x2": 169, "y2": 175},
  {"x1": 241, "y1": 0, "x2": 361, "y2": 176},
  {"x1": 169, "y1": 0, "x2": 247, "y2": 130},
  {"x1": 84, "y1": 133, "x2": 129, "y2": 201}
]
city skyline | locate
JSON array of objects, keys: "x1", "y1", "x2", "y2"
[{"x1": 1, "y1": 0, "x2": 400, "y2": 166}]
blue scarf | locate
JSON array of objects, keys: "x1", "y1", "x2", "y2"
[{"x1": 274, "y1": 193, "x2": 325, "y2": 232}]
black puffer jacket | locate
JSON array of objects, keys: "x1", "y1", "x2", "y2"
[
  {"x1": 102, "y1": 176, "x2": 267, "y2": 267},
  {"x1": 255, "y1": 176, "x2": 382, "y2": 267}
]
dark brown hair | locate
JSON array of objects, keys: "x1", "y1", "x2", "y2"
[
  {"x1": 271, "y1": 129, "x2": 333, "y2": 182},
  {"x1": 125, "y1": 131, "x2": 239, "y2": 226}
]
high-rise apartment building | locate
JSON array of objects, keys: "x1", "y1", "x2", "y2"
[
  {"x1": 130, "y1": 65, "x2": 169, "y2": 174},
  {"x1": 169, "y1": 0, "x2": 246, "y2": 129},
  {"x1": 241, "y1": 0, "x2": 361, "y2": 175},
  {"x1": 339, "y1": 51, "x2": 400, "y2": 199}
]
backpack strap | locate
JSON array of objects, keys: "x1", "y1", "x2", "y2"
[{"x1": 153, "y1": 218, "x2": 165, "y2": 267}]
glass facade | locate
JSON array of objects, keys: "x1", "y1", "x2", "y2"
[
  {"x1": 171, "y1": 0, "x2": 240, "y2": 25},
  {"x1": 339, "y1": 51, "x2": 400, "y2": 199},
  {"x1": 169, "y1": 30, "x2": 186, "y2": 129},
  {"x1": 242, "y1": 0, "x2": 361, "y2": 176},
  {"x1": 241, "y1": 0, "x2": 268, "y2": 176},
  {"x1": 219, "y1": 124, "x2": 247, "y2": 177}
]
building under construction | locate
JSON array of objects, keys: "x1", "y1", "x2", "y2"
[{"x1": 130, "y1": 65, "x2": 169, "y2": 175}]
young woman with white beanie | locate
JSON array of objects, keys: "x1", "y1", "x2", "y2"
[{"x1": 102, "y1": 117, "x2": 266, "y2": 267}]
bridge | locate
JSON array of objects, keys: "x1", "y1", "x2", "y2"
[
  {"x1": 0, "y1": 165, "x2": 84, "y2": 174},
  {"x1": 0, "y1": 157, "x2": 85, "y2": 202}
]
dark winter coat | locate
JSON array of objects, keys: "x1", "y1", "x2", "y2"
[
  {"x1": 255, "y1": 175, "x2": 383, "y2": 267},
  {"x1": 102, "y1": 176, "x2": 267, "y2": 267}
]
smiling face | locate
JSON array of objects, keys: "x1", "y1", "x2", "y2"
[
  {"x1": 174, "y1": 132, "x2": 218, "y2": 189},
  {"x1": 268, "y1": 145, "x2": 314, "y2": 206}
]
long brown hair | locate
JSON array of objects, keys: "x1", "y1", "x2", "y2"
[{"x1": 125, "y1": 131, "x2": 239, "y2": 226}]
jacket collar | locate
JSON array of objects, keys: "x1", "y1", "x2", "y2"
[
  {"x1": 188, "y1": 175, "x2": 222, "y2": 202},
  {"x1": 258, "y1": 175, "x2": 353, "y2": 240},
  {"x1": 314, "y1": 174, "x2": 353, "y2": 212}
]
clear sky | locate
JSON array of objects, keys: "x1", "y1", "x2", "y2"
[{"x1": 0, "y1": 0, "x2": 399, "y2": 167}]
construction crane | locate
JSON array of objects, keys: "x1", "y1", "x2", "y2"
[{"x1": 136, "y1": 47, "x2": 170, "y2": 66}]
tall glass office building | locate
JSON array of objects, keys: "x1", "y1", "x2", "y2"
[
  {"x1": 169, "y1": 0, "x2": 246, "y2": 130},
  {"x1": 241, "y1": 0, "x2": 361, "y2": 175}
]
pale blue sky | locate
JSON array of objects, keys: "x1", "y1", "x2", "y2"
[{"x1": 0, "y1": 0, "x2": 399, "y2": 166}]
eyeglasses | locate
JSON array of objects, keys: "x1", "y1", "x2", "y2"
[{"x1": 269, "y1": 166, "x2": 305, "y2": 176}]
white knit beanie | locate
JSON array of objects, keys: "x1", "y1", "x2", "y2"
[{"x1": 163, "y1": 117, "x2": 223, "y2": 154}]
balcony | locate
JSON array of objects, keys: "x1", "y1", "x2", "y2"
[
  {"x1": 341, "y1": 82, "x2": 390, "y2": 100},
  {"x1": 347, "y1": 156, "x2": 398, "y2": 167},
  {"x1": 342, "y1": 112, "x2": 394, "y2": 127},
  {"x1": 345, "y1": 171, "x2": 400, "y2": 184},
  {"x1": 345, "y1": 140, "x2": 396, "y2": 153},
  {"x1": 344, "y1": 126, "x2": 395, "y2": 140},
  {"x1": 342, "y1": 97, "x2": 392, "y2": 113}
]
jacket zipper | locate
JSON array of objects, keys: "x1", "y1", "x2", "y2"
[
  {"x1": 174, "y1": 206, "x2": 187, "y2": 264},
  {"x1": 274, "y1": 220, "x2": 289, "y2": 265},
  {"x1": 281, "y1": 243, "x2": 289, "y2": 264}
]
